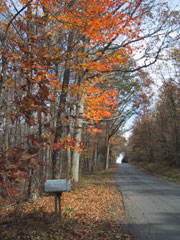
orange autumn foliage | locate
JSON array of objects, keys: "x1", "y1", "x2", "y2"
[{"x1": 0, "y1": 0, "x2": 146, "y2": 190}]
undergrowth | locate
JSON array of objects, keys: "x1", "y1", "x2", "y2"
[{"x1": 131, "y1": 162, "x2": 180, "y2": 184}]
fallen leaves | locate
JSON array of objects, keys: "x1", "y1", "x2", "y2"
[{"x1": 0, "y1": 166, "x2": 132, "y2": 240}]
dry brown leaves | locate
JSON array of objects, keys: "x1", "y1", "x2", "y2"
[{"x1": 0, "y1": 166, "x2": 132, "y2": 240}]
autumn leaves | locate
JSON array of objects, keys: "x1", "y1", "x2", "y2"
[{"x1": 0, "y1": 0, "x2": 149, "y2": 195}]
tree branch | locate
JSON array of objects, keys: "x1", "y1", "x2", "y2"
[{"x1": 3, "y1": 0, "x2": 33, "y2": 43}]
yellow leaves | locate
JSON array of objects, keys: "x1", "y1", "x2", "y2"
[
  {"x1": 27, "y1": 98, "x2": 34, "y2": 106},
  {"x1": 0, "y1": 1, "x2": 7, "y2": 14},
  {"x1": 107, "y1": 48, "x2": 129, "y2": 67},
  {"x1": 22, "y1": 153, "x2": 32, "y2": 161},
  {"x1": 95, "y1": 51, "x2": 103, "y2": 57},
  {"x1": 43, "y1": 133, "x2": 53, "y2": 141},
  {"x1": 6, "y1": 78, "x2": 15, "y2": 88}
]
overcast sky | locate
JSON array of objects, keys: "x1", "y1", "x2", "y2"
[
  {"x1": 168, "y1": 0, "x2": 180, "y2": 9},
  {"x1": 121, "y1": 0, "x2": 180, "y2": 142}
]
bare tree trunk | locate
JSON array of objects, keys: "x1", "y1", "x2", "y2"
[
  {"x1": 4, "y1": 95, "x2": 10, "y2": 154},
  {"x1": 105, "y1": 122, "x2": 110, "y2": 170},
  {"x1": 72, "y1": 94, "x2": 84, "y2": 182},
  {"x1": 51, "y1": 66, "x2": 70, "y2": 179},
  {"x1": 37, "y1": 111, "x2": 43, "y2": 194},
  {"x1": 92, "y1": 142, "x2": 97, "y2": 173},
  {"x1": 67, "y1": 122, "x2": 72, "y2": 178},
  {"x1": 105, "y1": 139, "x2": 110, "y2": 170},
  {"x1": 1, "y1": 89, "x2": 11, "y2": 198},
  {"x1": 51, "y1": 31, "x2": 73, "y2": 179}
]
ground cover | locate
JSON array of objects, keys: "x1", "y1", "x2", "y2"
[
  {"x1": 131, "y1": 162, "x2": 180, "y2": 184},
  {"x1": 0, "y1": 166, "x2": 131, "y2": 240}
]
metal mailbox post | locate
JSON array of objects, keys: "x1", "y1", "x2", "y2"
[{"x1": 45, "y1": 179, "x2": 71, "y2": 218}]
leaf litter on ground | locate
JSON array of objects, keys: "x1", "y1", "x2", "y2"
[{"x1": 0, "y1": 165, "x2": 132, "y2": 240}]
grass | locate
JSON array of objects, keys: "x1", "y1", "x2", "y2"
[{"x1": 131, "y1": 161, "x2": 180, "y2": 184}]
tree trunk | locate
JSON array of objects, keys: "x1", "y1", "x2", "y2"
[
  {"x1": 51, "y1": 31, "x2": 73, "y2": 179},
  {"x1": 105, "y1": 122, "x2": 110, "y2": 170},
  {"x1": 66, "y1": 106, "x2": 73, "y2": 178},
  {"x1": 105, "y1": 139, "x2": 110, "y2": 170},
  {"x1": 51, "y1": 66, "x2": 70, "y2": 179},
  {"x1": 67, "y1": 125, "x2": 72, "y2": 178},
  {"x1": 92, "y1": 142, "x2": 97, "y2": 173},
  {"x1": 72, "y1": 94, "x2": 84, "y2": 182}
]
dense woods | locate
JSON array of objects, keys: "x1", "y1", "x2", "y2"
[
  {"x1": 127, "y1": 48, "x2": 180, "y2": 167},
  {"x1": 0, "y1": 0, "x2": 179, "y2": 202}
]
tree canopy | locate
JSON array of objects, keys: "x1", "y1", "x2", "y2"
[{"x1": 0, "y1": 0, "x2": 179, "y2": 199}]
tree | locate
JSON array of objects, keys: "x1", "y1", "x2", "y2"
[
  {"x1": 127, "y1": 55, "x2": 180, "y2": 168},
  {"x1": 0, "y1": 0, "x2": 179, "y2": 198}
]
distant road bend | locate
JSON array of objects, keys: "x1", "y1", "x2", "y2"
[{"x1": 116, "y1": 163, "x2": 180, "y2": 240}]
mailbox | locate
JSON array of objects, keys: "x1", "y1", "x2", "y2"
[
  {"x1": 44, "y1": 179, "x2": 71, "y2": 218},
  {"x1": 45, "y1": 179, "x2": 71, "y2": 193}
]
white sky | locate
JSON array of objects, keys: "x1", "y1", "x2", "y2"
[
  {"x1": 121, "y1": 0, "x2": 180, "y2": 141},
  {"x1": 116, "y1": 153, "x2": 125, "y2": 164},
  {"x1": 168, "y1": 0, "x2": 180, "y2": 8}
]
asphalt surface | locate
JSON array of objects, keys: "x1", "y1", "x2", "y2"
[{"x1": 116, "y1": 163, "x2": 180, "y2": 240}]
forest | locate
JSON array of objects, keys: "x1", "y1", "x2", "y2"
[
  {"x1": 127, "y1": 50, "x2": 180, "y2": 168},
  {"x1": 0, "y1": 0, "x2": 179, "y2": 202}
]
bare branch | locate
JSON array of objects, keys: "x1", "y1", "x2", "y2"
[{"x1": 3, "y1": 0, "x2": 33, "y2": 43}]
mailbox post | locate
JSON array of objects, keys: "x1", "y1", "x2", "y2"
[{"x1": 45, "y1": 179, "x2": 71, "y2": 218}]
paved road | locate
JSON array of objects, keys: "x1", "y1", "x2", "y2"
[{"x1": 116, "y1": 163, "x2": 180, "y2": 240}]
